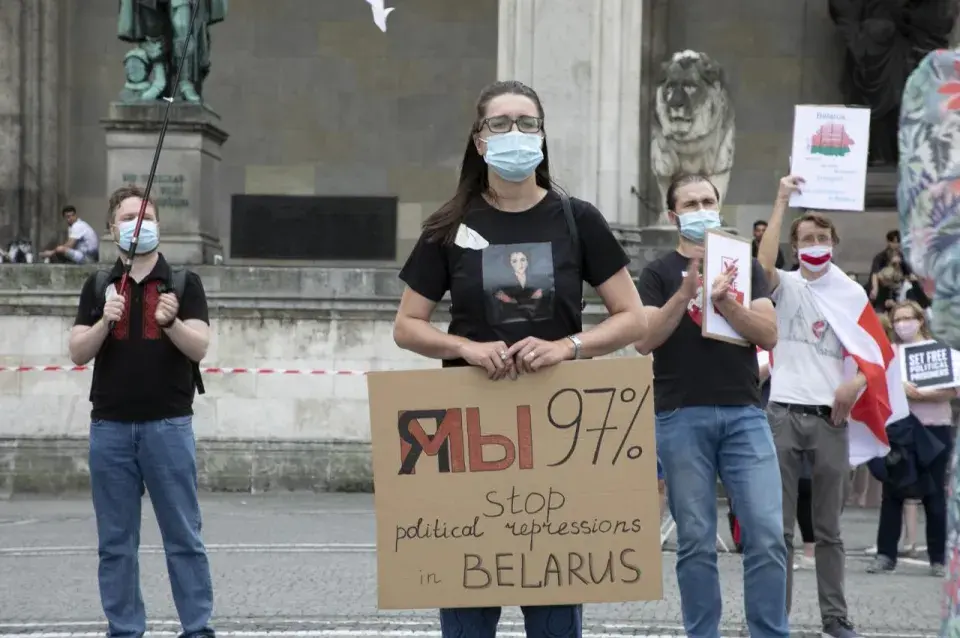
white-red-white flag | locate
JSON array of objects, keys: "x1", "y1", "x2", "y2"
[{"x1": 805, "y1": 266, "x2": 909, "y2": 465}]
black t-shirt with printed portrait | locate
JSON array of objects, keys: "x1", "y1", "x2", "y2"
[
  {"x1": 399, "y1": 190, "x2": 630, "y2": 366},
  {"x1": 73, "y1": 254, "x2": 209, "y2": 422},
  {"x1": 636, "y1": 251, "x2": 771, "y2": 412}
]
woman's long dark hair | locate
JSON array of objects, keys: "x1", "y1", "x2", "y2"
[{"x1": 422, "y1": 80, "x2": 553, "y2": 244}]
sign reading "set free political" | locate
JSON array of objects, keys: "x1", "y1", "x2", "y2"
[
  {"x1": 366, "y1": 357, "x2": 663, "y2": 610},
  {"x1": 900, "y1": 340, "x2": 960, "y2": 390}
]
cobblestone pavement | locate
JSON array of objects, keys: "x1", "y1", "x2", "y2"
[{"x1": 0, "y1": 494, "x2": 941, "y2": 637}]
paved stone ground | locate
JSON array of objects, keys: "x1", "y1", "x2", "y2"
[{"x1": 0, "y1": 494, "x2": 942, "y2": 637}]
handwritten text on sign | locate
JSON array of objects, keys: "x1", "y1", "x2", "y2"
[
  {"x1": 367, "y1": 358, "x2": 662, "y2": 610},
  {"x1": 121, "y1": 173, "x2": 189, "y2": 209}
]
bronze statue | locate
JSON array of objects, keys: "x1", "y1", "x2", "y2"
[
  {"x1": 117, "y1": 0, "x2": 227, "y2": 103},
  {"x1": 829, "y1": 0, "x2": 958, "y2": 167}
]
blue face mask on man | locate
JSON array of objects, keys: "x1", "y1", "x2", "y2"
[
  {"x1": 482, "y1": 131, "x2": 544, "y2": 182},
  {"x1": 116, "y1": 219, "x2": 159, "y2": 254},
  {"x1": 677, "y1": 210, "x2": 722, "y2": 243}
]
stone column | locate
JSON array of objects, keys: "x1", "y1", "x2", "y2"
[
  {"x1": 0, "y1": 0, "x2": 64, "y2": 252},
  {"x1": 497, "y1": 0, "x2": 643, "y2": 226},
  {"x1": 100, "y1": 103, "x2": 228, "y2": 265},
  {"x1": 0, "y1": 0, "x2": 23, "y2": 247}
]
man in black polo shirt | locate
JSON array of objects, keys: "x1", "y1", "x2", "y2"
[
  {"x1": 68, "y1": 185, "x2": 215, "y2": 638},
  {"x1": 636, "y1": 174, "x2": 788, "y2": 638}
]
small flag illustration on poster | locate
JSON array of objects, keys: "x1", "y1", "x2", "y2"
[
  {"x1": 808, "y1": 123, "x2": 854, "y2": 157},
  {"x1": 365, "y1": 0, "x2": 395, "y2": 32}
]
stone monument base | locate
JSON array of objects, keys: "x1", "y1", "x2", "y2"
[{"x1": 100, "y1": 103, "x2": 229, "y2": 265}]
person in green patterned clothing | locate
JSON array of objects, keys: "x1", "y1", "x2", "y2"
[{"x1": 897, "y1": 47, "x2": 960, "y2": 637}]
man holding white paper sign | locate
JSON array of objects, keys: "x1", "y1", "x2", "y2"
[
  {"x1": 636, "y1": 174, "x2": 786, "y2": 638},
  {"x1": 758, "y1": 176, "x2": 908, "y2": 638}
]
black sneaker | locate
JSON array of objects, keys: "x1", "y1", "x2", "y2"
[
  {"x1": 865, "y1": 555, "x2": 895, "y2": 574},
  {"x1": 823, "y1": 616, "x2": 860, "y2": 638}
]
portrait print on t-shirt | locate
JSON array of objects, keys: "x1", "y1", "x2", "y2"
[{"x1": 482, "y1": 242, "x2": 555, "y2": 325}]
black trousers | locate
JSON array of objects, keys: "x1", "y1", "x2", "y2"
[{"x1": 875, "y1": 425, "x2": 953, "y2": 565}]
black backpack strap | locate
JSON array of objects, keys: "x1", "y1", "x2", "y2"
[
  {"x1": 559, "y1": 193, "x2": 581, "y2": 268},
  {"x1": 165, "y1": 267, "x2": 206, "y2": 396},
  {"x1": 91, "y1": 269, "x2": 113, "y2": 321},
  {"x1": 171, "y1": 268, "x2": 188, "y2": 299},
  {"x1": 559, "y1": 194, "x2": 586, "y2": 312}
]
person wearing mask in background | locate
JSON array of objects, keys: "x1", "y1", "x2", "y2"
[
  {"x1": 393, "y1": 80, "x2": 648, "y2": 638},
  {"x1": 68, "y1": 185, "x2": 215, "y2": 638},
  {"x1": 866, "y1": 301, "x2": 956, "y2": 577},
  {"x1": 635, "y1": 173, "x2": 787, "y2": 638},
  {"x1": 40, "y1": 205, "x2": 100, "y2": 264},
  {"x1": 758, "y1": 175, "x2": 907, "y2": 638},
  {"x1": 752, "y1": 220, "x2": 785, "y2": 268}
]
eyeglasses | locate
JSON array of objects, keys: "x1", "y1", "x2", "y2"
[{"x1": 479, "y1": 115, "x2": 543, "y2": 134}]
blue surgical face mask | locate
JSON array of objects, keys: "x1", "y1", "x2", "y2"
[
  {"x1": 482, "y1": 131, "x2": 544, "y2": 182},
  {"x1": 677, "y1": 209, "x2": 722, "y2": 243},
  {"x1": 117, "y1": 219, "x2": 159, "y2": 254}
]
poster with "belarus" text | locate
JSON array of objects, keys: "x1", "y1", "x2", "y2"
[{"x1": 366, "y1": 357, "x2": 662, "y2": 609}]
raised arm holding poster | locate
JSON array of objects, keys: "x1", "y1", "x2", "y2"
[
  {"x1": 702, "y1": 230, "x2": 752, "y2": 346},
  {"x1": 788, "y1": 105, "x2": 871, "y2": 211},
  {"x1": 366, "y1": 357, "x2": 662, "y2": 610}
]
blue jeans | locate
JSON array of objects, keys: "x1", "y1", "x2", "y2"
[
  {"x1": 439, "y1": 605, "x2": 581, "y2": 638},
  {"x1": 657, "y1": 405, "x2": 788, "y2": 638},
  {"x1": 89, "y1": 417, "x2": 215, "y2": 638}
]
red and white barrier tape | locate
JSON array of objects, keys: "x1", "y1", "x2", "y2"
[{"x1": 0, "y1": 365, "x2": 368, "y2": 375}]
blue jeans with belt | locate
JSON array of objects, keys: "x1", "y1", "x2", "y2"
[
  {"x1": 657, "y1": 405, "x2": 789, "y2": 638},
  {"x1": 89, "y1": 417, "x2": 215, "y2": 638},
  {"x1": 439, "y1": 605, "x2": 581, "y2": 638}
]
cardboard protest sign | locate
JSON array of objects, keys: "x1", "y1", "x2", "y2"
[
  {"x1": 900, "y1": 340, "x2": 960, "y2": 390},
  {"x1": 702, "y1": 230, "x2": 752, "y2": 346},
  {"x1": 367, "y1": 357, "x2": 662, "y2": 610},
  {"x1": 788, "y1": 105, "x2": 871, "y2": 211}
]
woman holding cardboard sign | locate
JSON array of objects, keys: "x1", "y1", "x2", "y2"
[
  {"x1": 865, "y1": 301, "x2": 958, "y2": 577},
  {"x1": 392, "y1": 80, "x2": 648, "y2": 638}
]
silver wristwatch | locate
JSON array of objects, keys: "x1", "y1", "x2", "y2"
[{"x1": 567, "y1": 334, "x2": 582, "y2": 360}]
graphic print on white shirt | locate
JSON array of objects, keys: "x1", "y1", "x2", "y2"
[{"x1": 769, "y1": 269, "x2": 846, "y2": 405}]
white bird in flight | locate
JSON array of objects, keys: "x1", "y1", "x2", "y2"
[{"x1": 365, "y1": 0, "x2": 395, "y2": 32}]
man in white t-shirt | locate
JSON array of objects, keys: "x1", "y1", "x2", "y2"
[
  {"x1": 41, "y1": 205, "x2": 100, "y2": 264},
  {"x1": 757, "y1": 176, "x2": 867, "y2": 638}
]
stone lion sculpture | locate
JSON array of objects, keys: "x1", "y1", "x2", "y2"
[{"x1": 651, "y1": 50, "x2": 735, "y2": 220}]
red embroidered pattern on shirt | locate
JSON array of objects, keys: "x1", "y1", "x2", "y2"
[
  {"x1": 110, "y1": 286, "x2": 133, "y2": 341},
  {"x1": 142, "y1": 281, "x2": 162, "y2": 340}
]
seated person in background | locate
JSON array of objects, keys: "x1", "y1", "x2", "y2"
[{"x1": 40, "y1": 205, "x2": 100, "y2": 264}]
